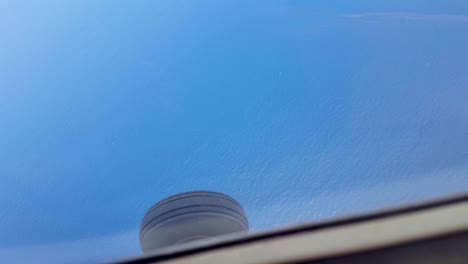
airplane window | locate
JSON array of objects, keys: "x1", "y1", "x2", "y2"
[{"x1": 1, "y1": 1, "x2": 467, "y2": 263}]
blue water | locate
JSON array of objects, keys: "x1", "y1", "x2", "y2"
[{"x1": 1, "y1": 1, "x2": 468, "y2": 263}]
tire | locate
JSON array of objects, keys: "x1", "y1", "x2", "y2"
[{"x1": 140, "y1": 191, "x2": 249, "y2": 253}]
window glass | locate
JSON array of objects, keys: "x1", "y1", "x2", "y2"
[{"x1": 1, "y1": 1, "x2": 467, "y2": 263}]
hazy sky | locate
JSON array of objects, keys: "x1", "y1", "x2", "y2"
[{"x1": 1, "y1": 1, "x2": 468, "y2": 263}]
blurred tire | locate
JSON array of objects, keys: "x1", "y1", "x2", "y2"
[{"x1": 140, "y1": 191, "x2": 248, "y2": 253}]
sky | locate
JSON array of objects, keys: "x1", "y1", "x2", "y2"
[{"x1": 1, "y1": 1, "x2": 468, "y2": 263}]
